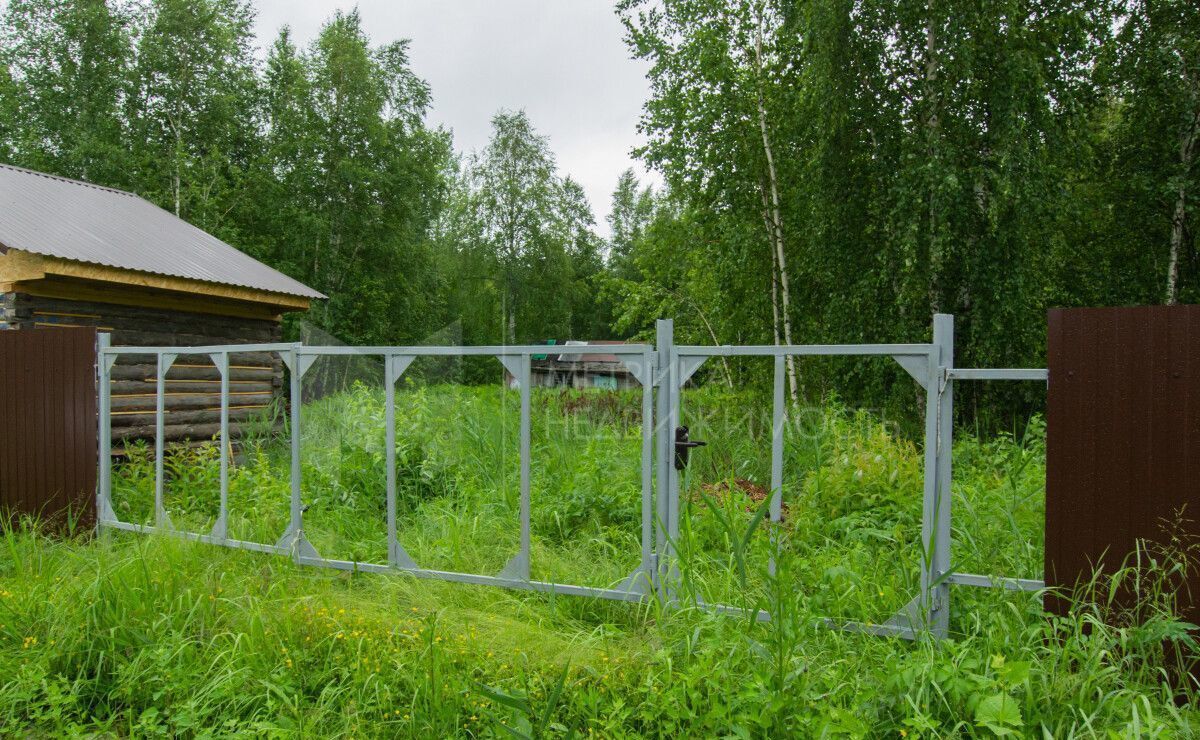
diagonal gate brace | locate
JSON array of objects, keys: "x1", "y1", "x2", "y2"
[
  {"x1": 892, "y1": 354, "x2": 930, "y2": 390},
  {"x1": 678, "y1": 355, "x2": 707, "y2": 386}
]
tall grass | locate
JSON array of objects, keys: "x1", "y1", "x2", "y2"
[{"x1": 1, "y1": 384, "x2": 1196, "y2": 736}]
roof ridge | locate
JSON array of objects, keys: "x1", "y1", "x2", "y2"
[{"x1": 0, "y1": 162, "x2": 138, "y2": 198}]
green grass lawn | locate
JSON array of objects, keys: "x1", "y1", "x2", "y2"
[{"x1": 1, "y1": 384, "x2": 1196, "y2": 736}]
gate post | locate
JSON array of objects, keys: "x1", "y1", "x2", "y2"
[
  {"x1": 96, "y1": 332, "x2": 115, "y2": 526},
  {"x1": 934, "y1": 315, "x2": 954, "y2": 637},
  {"x1": 654, "y1": 319, "x2": 674, "y2": 600},
  {"x1": 277, "y1": 344, "x2": 319, "y2": 559},
  {"x1": 919, "y1": 314, "x2": 954, "y2": 637}
]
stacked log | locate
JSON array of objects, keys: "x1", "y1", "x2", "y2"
[{"x1": 4, "y1": 292, "x2": 287, "y2": 446}]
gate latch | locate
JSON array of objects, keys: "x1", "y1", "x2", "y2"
[{"x1": 674, "y1": 426, "x2": 706, "y2": 470}]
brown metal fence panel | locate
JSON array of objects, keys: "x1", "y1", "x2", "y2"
[
  {"x1": 1046, "y1": 306, "x2": 1200, "y2": 619},
  {"x1": 0, "y1": 328, "x2": 97, "y2": 531}
]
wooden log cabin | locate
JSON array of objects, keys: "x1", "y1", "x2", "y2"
[{"x1": 0, "y1": 163, "x2": 324, "y2": 448}]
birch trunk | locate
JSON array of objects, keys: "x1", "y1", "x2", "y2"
[
  {"x1": 172, "y1": 117, "x2": 182, "y2": 217},
  {"x1": 771, "y1": 254, "x2": 782, "y2": 349},
  {"x1": 923, "y1": 0, "x2": 942, "y2": 315},
  {"x1": 686, "y1": 294, "x2": 735, "y2": 388},
  {"x1": 1166, "y1": 106, "x2": 1199, "y2": 305},
  {"x1": 754, "y1": 10, "x2": 799, "y2": 403}
]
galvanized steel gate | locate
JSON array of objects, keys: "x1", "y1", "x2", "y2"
[{"x1": 95, "y1": 314, "x2": 1046, "y2": 639}]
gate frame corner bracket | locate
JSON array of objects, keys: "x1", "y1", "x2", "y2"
[
  {"x1": 207, "y1": 352, "x2": 230, "y2": 375},
  {"x1": 282, "y1": 349, "x2": 317, "y2": 380},
  {"x1": 883, "y1": 592, "x2": 925, "y2": 631},
  {"x1": 387, "y1": 354, "x2": 415, "y2": 384},
  {"x1": 496, "y1": 551, "x2": 530, "y2": 582},
  {"x1": 617, "y1": 567, "x2": 652, "y2": 596},
  {"x1": 389, "y1": 539, "x2": 419, "y2": 570},
  {"x1": 275, "y1": 526, "x2": 321, "y2": 560},
  {"x1": 619, "y1": 355, "x2": 654, "y2": 388},
  {"x1": 496, "y1": 354, "x2": 526, "y2": 384},
  {"x1": 678, "y1": 355, "x2": 707, "y2": 386},
  {"x1": 892, "y1": 354, "x2": 929, "y2": 390},
  {"x1": 97, "y1": 494, "x2": 117, "y2": 525}
]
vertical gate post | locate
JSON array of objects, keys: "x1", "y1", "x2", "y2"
[
  {"x1": 654, "y1": 319, "x2": 674, "y2": 599},
  {"x1": 278, "y1": 344, "x2": 318, "y2": 559},
  {"x1": 385, "y1": 355, "x2": 398, "y2": 566},
  {"x1": 494, "y1": 353, "x2": 532, "y2": 581},
  {"x1": 518, "y1": 353, "x2": 532, "y2": 579},
  {"x1": 384, "y1": 354, "x2": 417, "y2": 569},
  {"x1": 288, "y1": 346, "x2": 303, "y2": 543},
  {"x1": 96, "y1": 333, "x2": 115, "y2": 525},
  {"x1": 769, "y1": 354, "x2": 785, "y2": 577},
  {"x1": 153, "y1": 351, "x2": 177, "y2": 528},
  {"x1": 211, "y1": 351, "x2": 230, "y2": 540},
  {"x1": 934, "y1": 314, "x2": 954, "y2": 637},
  {"x1": 918, "y1": 314, "x2": 954, "y2": 637},
  {"x1": 666, "y1": 331, "x2": 682, "y2": 599},
  {"x1": 638, "y1": 346, "x2": 655, "y2": 590}
]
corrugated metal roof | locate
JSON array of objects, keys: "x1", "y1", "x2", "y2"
[
  {"x1": 555, "y1": 340, "x2": 626, "y2": 364},
  {"x1": 0, "y1": 163, "x2": 324, "y2": 300}
]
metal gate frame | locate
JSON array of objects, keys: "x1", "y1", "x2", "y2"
[
  {"x1": 97, "y1": 337, "x2": 659, "y2": 602},
  {"x1": 95, "y1": 314, "x2": 1047, "y2": 639},
  {"x1": 659, "y1": 315, "x2": 1046, "y2": 639}
]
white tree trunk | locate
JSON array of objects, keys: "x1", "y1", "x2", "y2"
[
  {"x1": 1166, "y1": 106, "x2": 1199, "y2": 305},
  {"x1": 923, "y1": 0, "x2": 942, "y2": 314},
  {"x1": 173, "y1": 122, "x2": 182, "y2": 217},
  {"x1": 764, "y1": 204, "x2": 782, "y2": 350},
  {"x1": 686, "y1": 294, "x2": 735, "y2": 388},
  {"x1": 754, "y1": 11, "x2": 799, "y2": 403}
]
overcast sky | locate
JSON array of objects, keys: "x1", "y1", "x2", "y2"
[{"x1": 252, "y1": 0, "x2": 658, "y2": 237}]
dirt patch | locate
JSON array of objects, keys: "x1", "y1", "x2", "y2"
[{"x1": 693, "y1": 478, "x2": 790, "y2": 521}]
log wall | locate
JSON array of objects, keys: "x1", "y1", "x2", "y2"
[{"x1": 3, "y1": 292, "x2": 284, "y2": 448}]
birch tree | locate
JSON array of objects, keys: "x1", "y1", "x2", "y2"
[
  {"x1": 435, "y1": 110, "x2": 606, "y2": 346},
  {"x1": 619, "y1": 0, "x2": 802, "y2": 398},
  {"x1": 1106, "y1": 0, "x2": 1199, "y2": 304},
  {"x1": 128, "y1": 0, "x2": 258, "y2": 231},
  {"x1": 0, "y1": 0, "x2": 133, "y2": 184}
]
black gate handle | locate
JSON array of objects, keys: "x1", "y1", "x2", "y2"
[{"x1": 674, "y1": 425, "x2": 707, "y2": 470}]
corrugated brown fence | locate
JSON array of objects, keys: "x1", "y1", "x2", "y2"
[
  {"x1": 0, "y1": 328, "x2": 97, "y2": 531},
  {"x1": 1046, "y1": 306, "x2": 1200, "y2": 620}
]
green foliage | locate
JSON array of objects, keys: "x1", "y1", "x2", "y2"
[
  {"x1": 243, "y1": 10, "x2": 452, "y2": 346},
  {"x1": 0, "y1": 2, "x2": 451, "y2": 348},
  {"x1": 0, "y1": 387, "x2": 1184, "y2": 735},
  {"x1": 433, "y1": 110, "x2": 613, "y2": 353},
  {"x1": 0, "y1": 0, "x2": 1196, "y2": 423},
  {"x1": 614, "y1": 0, "x2": 1199, "y2": 425},
  {"x1": 0, "y1": 0, "x2": 133, "y2": 184},
  {"x1": 127, "y1": 0, "x2": 259, "y2": 230}
]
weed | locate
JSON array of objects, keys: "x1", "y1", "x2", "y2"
[{"x1": 2, "y1": 385, "x2": 1196, "y2": 735}]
